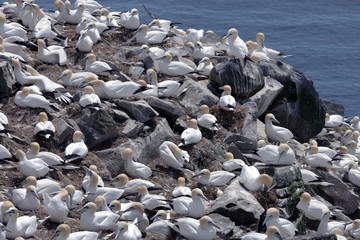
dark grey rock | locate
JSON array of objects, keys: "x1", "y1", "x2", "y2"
[
  {"x1": 201, "y1": 31, "x2": 222, "y2": 45},
  {"x1": 227, "y1": 142, "x2": 249, "y2": 163},
  {"x1": 223, "y1": 133, "x2": 257, "y2": 152},
  {"x1": 52, "y1": 118, "x2": 75, "y2": 145},
  {"x1": 115, "y1": 99, "x2": 159, "y2": 123},
  {"x1": 250, "y1": 77, "x2": 284, "y2": 116},
  {"x1": 113, "y1": 46, "x2": 141, "y2": 62},
  {"x1": 259, "y1": 59, "x2": 326, "y2": 142},
  {"x1": 112, "y1": 109, "x2": 130, "y2": 123},
  {"x1": 147, "y1": 97, "x2": 183, "y2": 126},
  {"x1": 209, "y1": 58, "x2": 264, "y2": 99},
  {"x1": 0, "y1": 60, "x2": 15, "y2": 101},
  {"x1": 286, "y1": 233, "x2": 337, "y2": 240},
  {"x1": 207, "y1": 180, "x2": 265, "y2": 226},
  {"x1": 95, "y1": 118, "x2": 173, "y2": 177},
  {"x1": 241, "y1": 101, "x2": 258, "y2": 147},
  {"x1": 122, "y1": 120, "x2": 144, "y2": 138},
  {"x1": 323, "y1": 100, "x2": 345, "y2": 116},
  {"x1": 207, "y1": 213, "x2": 236, "y2": 239},
  {"x1": 77, "y1": 108, "x2": 118, "y2": 150},
  {"x1": 129, "y1": 66, "x2": 145, "y2": 80},
  {"x1": 178, "y1": 78, "x2": 219, "y2": 115}
]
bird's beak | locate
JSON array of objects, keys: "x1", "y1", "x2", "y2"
[{"x1": 50, "y1": 230, "x2": 60, "y2": 240}]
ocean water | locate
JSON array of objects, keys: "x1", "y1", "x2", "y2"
[{"x1": 36, "y1": 0, "x2": 360, "y2": 117}]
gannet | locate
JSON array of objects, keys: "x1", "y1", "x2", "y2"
[
  {"x1": 33, "y1": 112, "x2": 55, "y2": 139},
  {"x1": 64, "y1": 185, "x2": 84, "y2": 210},
  {"x1": 0, "y1": 222, "x2": 10, "y2": 240},
  {"x1": 342, "y1": 129, "x2": 353, "y2": 146},
  {"x1": 111, "y1": 173, "x2": 161, "y2": 195},
  {"x1": 25, "y1": 176, "x2": 61, "y2": 199},
  {"x1": 219, "y1": 85, "x2": 236, "y2": 111},
  {"x1": 348, "y1": 162, "x2": 360, "y2": 187},
  {"x1": 50, "y1": 223, "x2": 99, "y2": 240},
  {"x1": 14, "y1": 87, "x2": 58, "y2": 112},
  {"x1": 84, "y1": 168, "x2": 124, "y2": 203},
  {"x1": 59, "y1": 69, "x2": 97, "y2": 87},
  {"x1": 115, "y1": 221, "x2": 142, "y2": 240},
  {"x1": 64, "y1": 130, "x2": 88, "y2": 163},
  {"x1": 82, "y1": 165, "x2": 104, "y2": 191},
  {"x1": 136, "y1": 185, "x2": 169, "y2": 210},
  {"x1": 135, "y1": 24, "x2": 168, "y2": 44},
  {"x1": 351, "y1": 116, "x2": 360, "y2": 131},
  {"x1": 324, "y1": 113, "x2": 343, "y2": 127},
  {"x1": 109, "y1": 200, "x2": 132, "y2": 215},
  {"x1": 157, "y1": 52, "x2": 195, "y2": 76},
  {"x1": 264, "y1": 208, "x2": 296, "y2": 238},
  {"x1": 308, "y1": 139, "x2": 337, "y2": 158},
  {"x1": 332, "y1": 146, "x2": 357, "y2": 169},
  {"x1": 11, "y1": 185, "x2": 40, "y2": 211},
  {"x1": 171, "y1": 188, "x2": 208, "y2": 218},
  {"x1": 76, "y1": 17, "x2": 88, "y2": 34},
  {"x1": 224, "y1": 28, "x2": 248, "y2": 65},
  {"x1": 0, "y1": 144, "x2": 11, "y2": 160},
  {"x1": 76, "y1": 30, "x2": 94, "y2": 52},
  {"x1": 331, "y1": 228, "x2": 347, "y2": 240},
  {"x1": 347, "y1": 140, "x2": 360, "y2": 158},
  {"x1": 305, "y1": 145, "x2": 333, "y2": 168},
  {"x1": 62, "y1": 1, "x2": 86, "y2": 24},
  {"x1": 183, "y1": 28, "x2": 204, "y2": 43},
  {"x1": 33, "y1": 9, "x2": 58, "y2": 39},
  {"x1": 254, "y1": 32, "x2": 290, "y2": 59},
  {"x1": 168, "y1": 215, "x2": 218, "y2": 240},
  {"x1": 238, "y1": 165, "x2": 273, "y2": 191},
  {"x1": 87, "y1": 79, "x2": 144, "y2": 99},
  {"x1": 0, "y1": 36, "x2": 32, "y2": 61},
  {"x1": 0, "y1": 13, "x2": 27, "y2": 40},
  {"x1": 159, "y1": 141, "x2": 190, "y2": 169},
  {"x1": 197, "y1": 105, "x2": 218, "y2": 130},
  {"x1": 350, "y1": 219, "x2": 360, "y2": 239},
  {"x1": 196, "y1": 57, "x2": 213, "y2": 76},
  {"x1": 352, "y1": 131, "x2": 360, "y2": 144},
  {"x1": 123, "y1": 148, "x2": 152, "y2": 179},
  {"x1": 193, "y1": 41, "x2": 215, "y2": 59},
  {"x1": 146, "y1": 69, "x2": 184, "y2": 97},
  {"x1": 37, "y1": 39, "x2": 67, "y2": 66},
  {"x1": 145, "y1": 210, "x2": 175, "y2": 236},
  {"x1": 317, "y1": 209, "x2": 345, "y2": 234},
  {"x1": 82, "y1": 53, "x2": 119, "y2": 76},
  {"x1": 84, "y1": 22, "x2": 101, "y2": 43},
  {"x1": 296, "y1": 192, "x2": 330, "y2": 220},
  {"x1": 43, "y1": 188, "x2": 69, "y2": 223},
  {"x1": 246, "y1": 40, "x2": 258, "y2": 56},
  {"x1": 11, "y1": 58, "x2": 37, "y2": 85},
  {"x1": 94, "y1": 195, "x2": 111, "y2": 212},
  {"x1": 79, "y1": 86, "x2": 101, "y2": 107},
  {"x1": 172, "y1": 177, "x2": 191, "y2": 197},
  {"x1": 138, "y1": 45, "x2": 165, "y2": 66},
  {"x1": 300, "y1": 169, "x2": 322, "y2": 185},
  {"x1": 16, "y1": 149, "x2": 49, "y2": 178},
  {"x1": 257, "y1": 143, "x2": 296, "y2": 165},
  {"x1": 194, "y1": 169, "x2": 235, "y2": 186},
  {"x1": 0, "y1": 201, "x2": 14, "y2": 224},
  {"x1": 121, "y1": 202, "x2": 149, "y2": 232},
  {"x1": 178, "y1": 119, "x2": 202, "y2": 147},
  {"x1": 75, "y1": 0, "x2": 103, "y2": 13},
  {"x1": 119, "y1": 8, "x2": 140, "y2": 30},
  {"x1": 76, "y1": 202, "x2": 119, "y2": 231},
  {"x1": 264, "y1": 113, "x2": 294, "y2": 143},
  {"x1": 3, "y1": 207, "x2": 37, "y2": 239},
  {"x1": 222, "y1": 152, "x2": 245, "y2": 172},
  {"x1": 241, "y1": 226, "x2": 282, "y2": 240}
]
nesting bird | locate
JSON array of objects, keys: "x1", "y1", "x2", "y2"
[
  {"x1": 33, "y1": 112, "x2": 55, "y2": 139},
  {"x1": 64, "y1": 130, "x2": 88, "y2": 163},
  {"x1": 37, "y1": 39, "x2": 67, "y2": 66},
  {"x1": 197, "y1": 105, "x2": 218, "y2": 130},
  {"x1": 123, "y1": 148, "x2": 152, "y2": 179},
  {"x1": 219, "y1": 85, "x2": 236, "y2": 111},
  {"x1": 159, "y1": 141, "x2": 190, "y2": 169},
  {"x1": 178, "y1": 119, "x2": 202, "y2": 147},
  {"x1": 264, "y1": 113, "x2": 294, "y2": 143}
]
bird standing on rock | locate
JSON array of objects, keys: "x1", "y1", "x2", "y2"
[
  {"x1": 178, "y1": 119, "x2": 202, "y2": 147},
  {"x1": 264, "y1": 113, "x2": 294, "y2": 143},
  {"x1": 219, "y1": 85, "x2": 236, "y2": 111}
]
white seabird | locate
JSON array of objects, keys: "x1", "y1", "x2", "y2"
[
  {"x1": 16, "y1": 149, "x2": 49, "y2": 178},
  {"x1": 37, "y1": 39, "x2": 67, "y2": 66},
  {"x1": 58, "y1": 69, "x2": 97, "y2": 87},
  {"x1": 159, "y1": 141, "x2": 190, "y2": 169},
  {"x1": 197, "y1": 105, "x2": 218, "y2": 131},
  {"x1": 241, "y1": 226, "x2": 282, "y2": 240},
  {"x1": 94, "y1": 195, "x2": 111, "y2": 212},
  {"x1": 254, "y1": 32, "x2": 291, "y2": 59},
  {"x1": 64, "y1": 184, "x2": 84, "y2": 210},
  {"x1": 264, "y1": 113, "x2": 294, "y2": 143},
  {"x1": 224, "y1": 28, "x2": 248, "y2": 65},
  {"x1": 12, "y1": 185, "x2": 40, "y2": 211},
  {"x1": 14, "y1": 87, "x2": 58, "y2": 112},
  {"x1": 351, "y1": 116, "x2": 360, "y2": 131},
  {"x1": 146, "y1": 69, "x2": 184, "y2": 97},
  {"x1": 79, "y1": 86, "x2": 101, "y2": 107},
  {"x1": 193, "y1": 41, "x2": 215, "y2": 60},
  {"x1": 350, "y1": 219, "x2": 360, "y2": 239},
  {"x1": 135, "y1": 24, "x2": 168, "y2": 44},
  {"x1": 324, "y1": 113, "x2": 343, "y2": 127},
  {"x1": 43, "y1": 188, "x2": 69, "y2": 223},
  {"x1": 64, "y1": 130, "x2": 88, "y2": 163},
  {"x1": 111, "y1": 173, "x2": 161, "y2": 195},
  {"x1": 317, "y1": 208, "x2": 345, "y2": 234},
  {"x1": 257, "y1": 143, "x2": 296, "y2": 165},
  {"x1": 121, "y1": 202, "x2": 149, "y2": 232},
  {"x1": 27, "y1": 142, "x2": 64, "y2": 166},
  {"x1": 87, "y1": 79, "x2": 144, "y2": 99},
  {"x1": 76, "y1": 30, "x2": 94, "y2": 52},
  {"x1": 84, "y1": 22, "x2": 101, "y2": 43},
  {"x1": 171, "y1": 188, "x2": 208, "y2": 218},
  {"x1": 179, "y1": 119, "x2": 202, "y2": 147},
  {"x1": 238, "y1": 165, "x2": 273, "y2": 191},
  {"x1": 196, "y1": 57, "x2": 213, "y2": 76},
  {"x1": 342, "y1": 129, "x2": 353, "y2": 146},
  {"x1": 123, "y1": 148, "x2": 152, "y2": 179},
  {"x1": 50, "y1": 223, "x2": 99, "y2": 240},
  {"x1": 145, "y1": 210, "x2": 175, "y2": 236},
  {"x1": 25, "y1": 176, "x2": 61, "y2": 199},
  {"x1": 115, "y1": 221, "x2": 142, "y2": 240},
  {"x1": 183, "y1": 28, "x2": 204, "y2": 43},
  {"x1": 119, "y1": 8, "x2": 140, "y2": 30},
  {"x1": 263, "y1": 208, "x2": 296, "y2": 238},
  {"x1": 222, "y1": 152, "x2": 245, "y2": 172},
  {"x1": 296, "y1": 192, "x2": 330, "y2": 220},
  {"x1": 194, "y1": 169, "x2": 235, "y2": 186},
  {"x1": 82, "y1": 165, "x2": 104, "y2": 191},
  {"x1": 219, "y1": 85, "x2": 236, "y2": 111},
  {"x1": 0, "y1": 13, "x2": 27, "y2": 40},
  {"x1": 3, "y1": 207, "x2": 37, "y2": 239},
  {"x1": 157, "y1": 52, "x2": 195, "y2": 76},
  {"x1": 172, "y1": 177, "x2": 191, "y2": 197},
  {"x1": 349, "y1": 162, "x2": 360, "y2": 187},
  {"x1": 0, "y1": 144, "x2": 11, "y2": 160},
  {"x1": 82, "y1": 53, "x2": 119, "y2": 76},
  {"x1": 305, "y1": 145, "x2": 333, "y2": 168},
  {"x1": 33, "y1": 112, "x2": 55, "y2": 139},
  {"x1": 76, "y1": 202, "x2": 119, "y2": 231},
  {"x1": 0, "y1": 201, "x2": 14, "y2": 224},
  {"x1": 308, "y1": 139, "x2": 337, "y2": 158},
  {"x1": 136, "y1": 185, "x2": 169, "y2": 210}
]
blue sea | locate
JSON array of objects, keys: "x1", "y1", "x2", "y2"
[{"x1": 37, "y1": 0, "x2": 360, "y2": 117}]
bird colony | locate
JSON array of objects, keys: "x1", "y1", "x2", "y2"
[{"x1": 0, "y1": 0, "x2": 358, "y2": 239}]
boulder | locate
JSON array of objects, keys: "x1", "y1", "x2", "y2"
[
  {"x1": 95, "y1": 118, "x2": 174, "y2": 177},
  {"x1": 209, "y1": 58, "x2": 264, "y2": 99},
  {"x1": 178, "y1": 78, "x2": 219, "y2": 115},
  {"x1": 77, "y1": 108, "x2": 118, "y2": 150},
  {"x1": 0, "y1": 60, "x2": 16, "y2": 102},
  {"x1": 259, "y1": 59, "x2": 326, "y2": 142},
  {"x1": 207, "y1": 180, "x2": 265, "y2": 226},
  {"x1": 207, "y1": 213, "x2": 237, "y2": 239},
  {"x1": 129, "y1": 66, "x2": 145, "y2": 80},
  {"x1": 52, "y1": 118, "x2": 79, "y2": 146},
  {"x1": 250, "y1": 77, "x2": 284, "y2": 116},
  {"x1": 323, "y1": 100, "x2": 345, "y2": 116},
  {"x1": 122, "y1": 120, "x2": 144, "y2": 138},
  {"x1": 147, "y1": 97, "x2": 184, "y2": 126},
  {"x1": 241, "y1": 101, "x2": 258, "y2": 146},
  {"x1": 115, "y1": 99, "x2": 159, "y2": 123}
]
